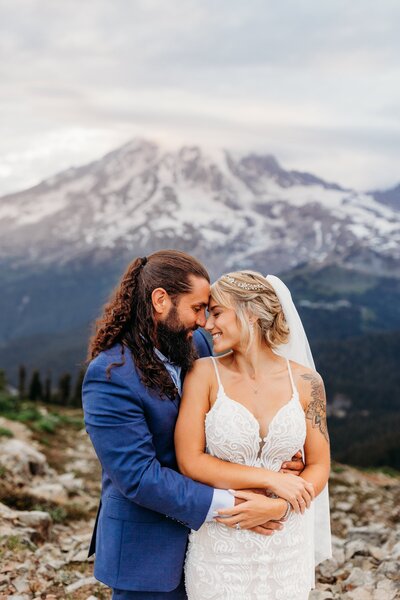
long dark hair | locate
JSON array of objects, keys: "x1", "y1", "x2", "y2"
[{"x1": 88, "y1": 250, "x2": 210, "y2": 397}]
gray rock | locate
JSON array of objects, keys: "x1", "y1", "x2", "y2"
[
  {"x1": 347, "y1": 525, "x2": 387, "y2": 546},
  {"x1": 377, "y1": 560, "x2": 400, "y2": 581},
  {"x1": 11, "y1": 576, "x2": 30, "y2": 593},
  {"x1": 373, "y1": 578, "x2": 399, "y2": 600},
  {"x1": 65, "y1": 576, "x2": 97, "y2": 593},
  {"x1": 332, "y1": 565, "x2": 351, "y2": 581},
  {"x1": 343, "y1": 589, "x2": 373, "y2": 600},
  {"x1": 0, "y1": 502, "x2": 52, "y2": 542},
  {"x1": 343, "y1": 567, "x2": 375, "y2": 589},
  {"x1": 0, "y1": 439, "x2": 47, "y2": 478},
  {"x1": 58, "y1": 472, "x2": 84, "y2": 493},
  {"x1": 336, "y1": 501, "x2": 353, "y2": 512},
  {"x1": 368, "y1": 544, "x2": 386, "y2": 561},
  {"x1": 16, "y1": 510, "x2": 52, "y2": 541},
  {"x1": 28, "y1": 482, "x2": 68, "y2": 504},
  {"x1": 391, "y1": 540, "x2": 400, "y2": 560},
  {"x1": 309, "y1": 590, "x2": 335, "y2": 600},
  {"x1": 68, "y1": 548, "x2": 89, "y2": 563},
  {"x1": 318, "y1": 558, "x2": 339, "y2": 581},
  {"x1": 345, "y1": 539, "x2": 369, "y2": 560}
]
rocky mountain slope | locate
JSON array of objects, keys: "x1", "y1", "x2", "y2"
[{"x1": 0, "y1": 410, "x2": 399, "y2": 599}]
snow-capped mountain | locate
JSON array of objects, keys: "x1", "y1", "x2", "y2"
[{"x1": 0, "y1": 138, "x2": 399, "y2": 277}]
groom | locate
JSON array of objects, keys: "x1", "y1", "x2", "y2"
[{"x1": 82, "y1": 250, "x2": 304, "y2": 599}]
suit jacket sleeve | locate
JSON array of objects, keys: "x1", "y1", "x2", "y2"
[
  {"x1": 193, "y1": 329, "x2": 213, "y2": 357},
  {"x1": 83, "y1": 360, "x2": 213, "y2": 530}
]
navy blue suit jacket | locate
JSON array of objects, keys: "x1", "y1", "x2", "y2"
[{"x1": 82, "y1": 330, "x2": 214, "y2": 592}]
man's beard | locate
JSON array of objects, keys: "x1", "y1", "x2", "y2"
[{"x1": 156, "y1": 305, "x2": 198, "y2": 371}]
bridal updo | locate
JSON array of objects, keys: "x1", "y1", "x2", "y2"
[{"x1": 211, "y1": 270, "x2": 290, "y2": 349}]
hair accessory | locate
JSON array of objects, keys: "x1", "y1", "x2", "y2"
[
  {"x1": 140, "y1": 256, "x2": 148, "y2": 267},
  {"x1": 222, "y1": 275, "x2": 264, "y2": 291}
]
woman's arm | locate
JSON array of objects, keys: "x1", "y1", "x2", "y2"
[
  {"x1": 297, "y1": 370, "x2": 331, "y2": 496},
  {"x1": 175, "y1": 358, "x2": 314, "y2": 512}
]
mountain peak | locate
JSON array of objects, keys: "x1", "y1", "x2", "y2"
[{"x1": 0, "y1": 139, "x2": 398, "y2": 278}]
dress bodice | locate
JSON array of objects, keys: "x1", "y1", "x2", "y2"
[{"x1": 205, "y1": 357, "x2": 307, "y2": 471}]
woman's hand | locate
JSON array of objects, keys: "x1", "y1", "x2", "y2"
[
  {"x1": 267, "y1": 471, "x2": 315, "y2": 513},
  {"x1": 214, "y1": 491, "x2": 288, "y2": 531}
]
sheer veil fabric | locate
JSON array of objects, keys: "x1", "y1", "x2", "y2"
[{"x1": 265, "y1": 275, "x2": 332, "y2": 579}]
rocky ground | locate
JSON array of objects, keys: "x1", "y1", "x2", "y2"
[{"x1": 0, "y1": 409, "x2": 399, "y2": 600}]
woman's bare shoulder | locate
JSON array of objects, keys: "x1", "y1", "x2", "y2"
[
  {"x1": 289, "y1": 361, "x2": 325, "y2": 406},
  {"x1": 290, "y1": 360, "x2": 319, "y2": 378},
  {"x1": 187, "y1": 356, "x2": 215, "y2": 378}
]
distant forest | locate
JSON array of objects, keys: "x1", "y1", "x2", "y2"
[
  {"x1": 0, "y1": 366, "x2": 84, "y2": 409},
  {"x1": 314, "y1": 331, "x2": 400, "y2": 471}
]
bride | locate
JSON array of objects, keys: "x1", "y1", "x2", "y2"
[{"x1": 174, "y1": 271, "x2": 331, "y2": 600}]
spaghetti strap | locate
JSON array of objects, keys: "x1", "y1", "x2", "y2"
[
  {"x1": 286, "y1": 359, "x2": 296, "y2": 394},
  {"x1": 210, "y1": 356, "x2": 224, "y2": 391}
]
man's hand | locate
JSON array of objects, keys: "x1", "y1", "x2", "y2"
[
  {"x1": 279, "y1": 450, "x2": 304, "y2": 475},
  {"x1": 250, "y1": 520, "x2": 284, "y2": 536}
]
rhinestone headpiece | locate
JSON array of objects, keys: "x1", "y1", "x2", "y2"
[{"x1": 222, "y1": 275, "x2": 265, "y2": 291}]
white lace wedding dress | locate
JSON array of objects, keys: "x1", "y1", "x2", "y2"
[{"x1": 184, "y1": 357, "x2": 313, "y2": 600}]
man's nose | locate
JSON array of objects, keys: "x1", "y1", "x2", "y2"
[{"x1": 196, "y1": 310, "x2": 207, "y2": 328}]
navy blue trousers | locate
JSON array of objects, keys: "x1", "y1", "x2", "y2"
[{"x1": 112, "y1": 578, "x2": 187, "y2": 599}]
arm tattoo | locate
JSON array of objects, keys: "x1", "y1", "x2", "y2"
[{"x1": 301, "y1": 373, "x2": 329, "y2": 443}]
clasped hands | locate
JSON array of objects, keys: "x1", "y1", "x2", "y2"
[{"x1": 214, "y1": 451, "x2": 315, "y2": 537}]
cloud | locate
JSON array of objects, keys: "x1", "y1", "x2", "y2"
[{"x1": 0, "y1": 0, "x2": 400, "y2": 194}]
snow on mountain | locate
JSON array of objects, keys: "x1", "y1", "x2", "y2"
[
  {"x1": 0, "y1": 139, "x2": 399, "y2": 276},
  {"x1": 371, "y1": 183, "x2": 400, "y2": 212}
]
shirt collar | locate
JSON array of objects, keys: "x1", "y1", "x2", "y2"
[{"x1": 154, "y1": 347, "x2": 170, "y2": 364}]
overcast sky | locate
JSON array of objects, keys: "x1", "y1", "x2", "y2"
[{"x1": 1, "y1": 0, "x2": 400, "y2": 195}]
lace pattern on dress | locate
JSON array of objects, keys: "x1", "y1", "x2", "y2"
[{"x1": 184, "y1": 357, "x2": 312, "y2": 600}]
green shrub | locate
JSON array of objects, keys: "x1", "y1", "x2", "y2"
[
  {"x1": 0, "y1": 393, "x2": 16, "y2": 415},
  {"x1": 14, "y1": 407, "x2": 42, "y2": 422},
  {"x1": 57, "y1": 414, "x2": 84, "y2": 428},
  {"x1": 0, "y1": 427, "x2": 13, "y2": 438},
  {"x1": 49, "y1": 506, "x2": 67, "y2": 523},
  {"x1": 32, "y1": 414, "x2": 61, "y2": 434}
]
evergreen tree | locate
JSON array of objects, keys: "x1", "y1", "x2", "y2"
[
  {"x1": 0, "y1": 369, "x2": 6, "y2": 392},
  {"x1": 72, "y1": 368, "x2": 86, "y2": 407},
  {"x1": 58, "y1": 373, "x2": 71, "y2": 406},
  {"x1": 18, "y1": 365, "x2": 26, "y2": 400},
  {"x1": 44, "y1": 373, "x2": 52, "y2": 404},
  {"x1": 29, "y1": 370, "x2": 43, "y2": 401}
]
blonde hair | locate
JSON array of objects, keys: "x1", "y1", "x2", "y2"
[{"x1": 211, "y1": 270, "x2": 290, "y2": 350}]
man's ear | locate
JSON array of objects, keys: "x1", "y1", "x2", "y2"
[{"x1": 152, "y1": 287, "x2": 170, "y2": 315}]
